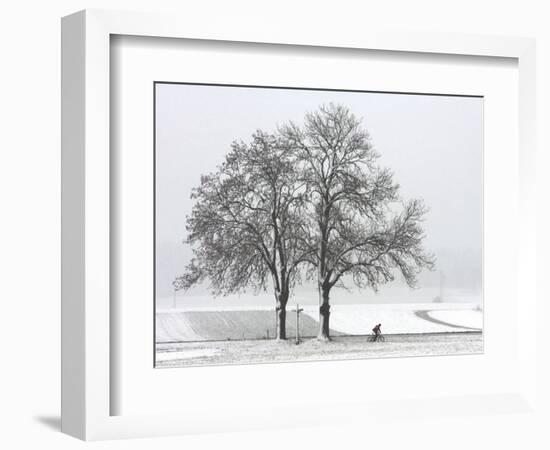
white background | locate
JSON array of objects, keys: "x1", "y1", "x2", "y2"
[{"x1": 0, "y1": 1, "x2": 548, "y2": 449}]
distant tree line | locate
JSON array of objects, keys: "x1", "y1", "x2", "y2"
[{"x1": 174, "y1": 104, "x2": 434, "y2": 340}]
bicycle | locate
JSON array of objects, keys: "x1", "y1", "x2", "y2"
[{"x1": 368, "y1": 333, "x2": 385, "y2": 343}]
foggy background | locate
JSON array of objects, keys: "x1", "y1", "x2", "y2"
[{"x1": 155, "y1": 83, "x2": 483, "y2": 309}]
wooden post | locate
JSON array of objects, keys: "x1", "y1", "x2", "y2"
[{"x1": 293, "y1": 304, "x2": 304, "y2": 344}]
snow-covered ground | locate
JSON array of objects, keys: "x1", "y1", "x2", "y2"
[
  {"x1": 427, "y1": 309, "x2": 483, "y2": 330},
  {"x1": 300, "y1": 303, "x2": 482, "y2": 335},
  {"x1": 156, "y1": 302, "x2": 482, "y2": 343},
  {"x1": 155, "y1": 348, "x2": 220, "y2": 362},
  {"x1": 156, "y1": 333, "x2": 483, "y2": 368}
]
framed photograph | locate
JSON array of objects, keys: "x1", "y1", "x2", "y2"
[
  {"x1": 153, "y1": 82, "x2": 483, "y2": 368},
  {"x1": 61, "y1": 9, "x2": 537, "y2": 440}
]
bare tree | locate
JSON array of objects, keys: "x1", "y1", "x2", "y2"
[
  {"x1": 174, "y1": 131, "x2": 312, "y2": 339},
  {"x1": 280, "y1": 104, "x2": 435, "y2": 340}
]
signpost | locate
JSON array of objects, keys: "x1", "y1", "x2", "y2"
[{"x1": 293, "y1": 304, "x2": 304, "y2": 344}]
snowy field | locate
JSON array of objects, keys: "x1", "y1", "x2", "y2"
[
  {"x1": 155, "y1": 301, "x2": 483, "y2": 367},
  {"x1": 156, "y1": 332, "x2": 483, "y2": 368},
  {"x1": 427, "y1": 309, "x2": 482, "y2": 329},
  {"x1": 156, "y1": 302, "x2": 482, "y2": 343}
]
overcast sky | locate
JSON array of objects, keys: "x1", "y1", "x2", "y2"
[{"x1": 155, "y1": 83, "x2": 483, "y2": 304}]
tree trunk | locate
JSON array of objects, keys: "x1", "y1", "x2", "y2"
[
  {"x1": 275, "y1": 292, "x2": 288, "y2": 340},
  {"x1": 317, "y1": 286, "x2": 331, "y2": 340},
  {"x1": 276, "y1": 305, "x2": 287, "y2": 340}
]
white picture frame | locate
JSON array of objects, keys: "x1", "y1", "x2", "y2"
[{"x1": 61, "y1": 9, "x2": 537, "y2": 441}]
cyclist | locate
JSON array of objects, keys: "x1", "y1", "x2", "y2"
[{"x1": 372, "y1": 323, "x2": 382, "y2": 341}]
